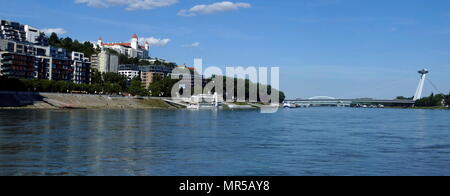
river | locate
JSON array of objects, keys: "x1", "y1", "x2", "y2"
[{"x1": 0, "y1": 108, "x2": 449, "y2": 176}]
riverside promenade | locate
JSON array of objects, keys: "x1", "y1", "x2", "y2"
[{"x1": 0, "y1": 91, "x2": 173, "y2": 109}]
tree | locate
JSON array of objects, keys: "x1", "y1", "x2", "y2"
[
  {"x1": 128, "y1": 77, "x2": 148, "y2": 96},
  {"x1": 91, "y1": 69, "x2": 103, "y2": 84},
  {"x1": 279, "y1": 91, "x2": 286, "y2": 103},
  {"x1": 445, "y1": 93, "x2": 450, "y2": 107},
  {"x1": 48, "y1": 33, "x2": 98, "y2": 58},
  {"x1": 415, "y1": 93, "x2": 446, "y2": 107},
  {"x1": 148, "y1": 76, "x2": 179, "y2": 97},
  {"x1": 48, "y1": 32, "x2": 61, "y2": 46},
  {"x1": 102, "y1": 72, "x2": 127, "y2": 90}
]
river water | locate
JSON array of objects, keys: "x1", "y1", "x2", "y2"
[{"x1": 0, "y1": 108, "x2": 449, "y2": 176}]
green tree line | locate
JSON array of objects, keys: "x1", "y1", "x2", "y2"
[
  {"x1": 2, "y1": 74, "x2": 286, "y2": 102},
  {"x1": 147, "y1": 74, "x2": 286, "y2": 102},
  {"x1": 1, "y1": 76, "x2": 122, "y2": 94},
  {"x1": 48, "y1": 33, "x2": 98, "y2": 58},
  {"x1": 415, "y1": 93, "x2": 450, "y2": 107}
]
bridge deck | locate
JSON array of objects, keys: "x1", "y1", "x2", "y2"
[{"x1": 285, "y1": 99, "x2": 415, "y2": 104}]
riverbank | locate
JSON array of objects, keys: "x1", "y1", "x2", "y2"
[
  {"x1": 0, "y1": 91, "x2": 175, "y2": 110},
  {"x1": 386, "y1": 106, "x2": 449, "y2": 110}
]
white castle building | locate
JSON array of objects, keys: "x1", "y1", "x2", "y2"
[{"x1": 95, "y1": 34, "x2": 149, "y2": 59}]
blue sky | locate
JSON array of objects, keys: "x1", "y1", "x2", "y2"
[{"x1": 1, "y1": 0, "x2": 450, "y2": 99}]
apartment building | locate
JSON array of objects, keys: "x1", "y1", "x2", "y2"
[
  {"x1": 0, "y1": 19, "x2": 94, "y2": 84},
  {"x1": 0, "y1": 35, "x2": 89, "y2": 83},
  {"x1": 91, "y1": 50, "x2": 118, "y2": 73},
  {"x1": 0, "y1": 39, "x2": 41, "y2": 79},
  {"x1": 118, "y1": 70, "x2": 140, "y2": 81},
  {"x1": 72, "y1": 52, "x2": 91, "y2": 84},
  {"x1": 0, "y1": 20, "x2": 26, "y2": 42},
  {"x1": 24, "y1": 25, "x2": 48, "y2": 46},
  {"x1": 141, "y1": 71, "x2": 164, "y2": 89}
]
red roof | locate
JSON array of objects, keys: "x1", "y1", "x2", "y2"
[
  {"x1": 102, "y1": 43, "x2": 131, "y2": 47},
  {"x1": 132, "y1": 34, "x2": 138, "y2": 39}
]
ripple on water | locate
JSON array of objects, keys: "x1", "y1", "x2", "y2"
[{"x1": 0, "y1": 108, "x2": 450, "y2": 176}]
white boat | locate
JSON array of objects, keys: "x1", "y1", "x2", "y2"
[
  {"x1": 283, "y1": 103, "x2": 297, "y2": 108},
  {"x1": 187, "y1": 104, "x2": 199, "y2": 110}
]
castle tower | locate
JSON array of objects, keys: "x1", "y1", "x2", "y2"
[
  {"x1": 413, "y1": 69, "x2": 429, "y2": 101},
  {"x1": 97, "y1": 37, "x2": 103, "y2": 47},
  {"x1": 131, "y1": 34, "x2": 138, "y2": 49},
  {"x1": 144, "y1": 41, "x2": 150, "y2": 51}
]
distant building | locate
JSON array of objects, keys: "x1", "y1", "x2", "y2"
[
  {"x1": 1, "y1": 20, "x2": 48, "y2": 46},
  {"x1": 118, "y1": 64, "x2": 174, "y2": 88},
  {"x1": 0, "y1": 19, "x2": 94, "y2": 84},
  {"x1": 171, "y1": 66, "x2": 206, "y2": 87},
  {"x1": 119, "y1": 70, "x2": 140, "y2": 81},
  {"x1": 90, "y1": 51, "x2": 118, "y2": 73},
  {"x1": 48, "y1": 47, "x2": 73, "y2": 82},
  {"x1": 0, "y1": 36, "x2": 88, "y2": 83},
  {"x1": 95, "y1": 34, "x2": 149, "y2": 59},
  {"x1": 118, "y1": 64, "x2": 138, "y2": 71},
  {"x1": 0, "y1": 39, "x2": 48, "y2": 79},
  {"x1": 137, "y1": 64, "x2": 173, "y2": 75},
  {"x1": 0, "y1": 51, "x2": 36, "y2": 79},
  {"x1": 0, "y1": 20, "x2": 26, "y2": 42},
  {"x1": 24, "y1": 25, "x2": 48, "y2": 46},
  {"x1": 141, "y1": 72, "x2": 164, "y2": 89},
  {"x1": 0, "y1": 39, "x2": 73, "y2": 82},
  {"x1": 72, "y1": 52, "x2": 91, "y2": 84}
]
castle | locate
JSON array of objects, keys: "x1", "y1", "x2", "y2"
[{"x1": 95, "y1": 34, "x2": 149, "y2": 59}]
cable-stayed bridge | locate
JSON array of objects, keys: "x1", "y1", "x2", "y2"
[
  {"x1": 284, "y1": 97, "x2": 415, "y2": 107},
  {"x1": 284, "y1": 69, "x2": 430, "y2": 107}
]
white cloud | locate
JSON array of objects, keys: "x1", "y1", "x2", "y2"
[
  {"x1": 138, "y1": 37, "x2": 171, "y2": 46},
  {"x1": 75, "y1": 0, "x2": 178, "y2": 11},
  {"x1": 178, "y1": 1, "x2": 251, "y2": 16},
  {"x1": 41, "y1": 28, "x2": 67, "y2": 36},
  {"x1": 182, "y1": 42, "x2": 200, "y2": 48}
]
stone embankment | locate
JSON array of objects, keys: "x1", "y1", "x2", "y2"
[{"x1": 0, "y1": 91, "x2": 174, "y2": 109}]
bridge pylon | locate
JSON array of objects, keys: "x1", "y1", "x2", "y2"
[{"x1": 413, "y1": 69, "x2": 429, "y2": 101}]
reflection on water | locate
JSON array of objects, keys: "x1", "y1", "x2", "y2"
[{"x1": 0, "y1": 108, "x2": 450, "y2": 176}]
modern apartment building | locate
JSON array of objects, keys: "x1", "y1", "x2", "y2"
[
  {"x1": 0, "y1": 20, "x2": 91, "y2": 83},
  {"x1": 91, "y1": 50, "x2": 118, "y2": 73},
  {"x1": 0, "y1": 39, "x2": 43, "y2": 79},
  {"x1": 24, "y1": 25, "x2": 48, "y2": 46},
  {"x1": 0, "y1": 20, "x2": 26, "y2": 42},
  {"x1": 141, "y1": 71, "x2": 164, "y2": 89},
  {"x1": 118, "y1": 70, "x2": 140, "y2": 81},
  {"x1": 72, "y1": 52, "x2": 91, "y2": 84},
  {"x1": 117, "y1": 63, "x2": 175, "y2": 88},
  {"x1": 0, "y1": 52, "x2": 36, "y2": 79}
]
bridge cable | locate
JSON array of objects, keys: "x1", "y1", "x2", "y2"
[{"x1": 426, "y1": 78, "x2": 444, "y2": 95}]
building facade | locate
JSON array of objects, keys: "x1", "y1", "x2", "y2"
[
  {"x1": 0, "y1": 20, "x2": 91, "y2": 84},
  {"x1": 117, "y1": 63, "x2": 175, "y2": 88},
  {"x1": 0, "y1": 52, "x2": 36, "y2": 79},
  {"x1": 118, "y1": 70, "x2": 140, "y2": 81},
  {"x1": 24, "y1": 25, "x2": 48, "y2": 46},
  {"x1": 0, "y1": 39, "x2": 43, "y2": 79},
  {"x1": 91, "y1": 50, "x2": 118, "y2": 73},
  {"x1": 72, "y1": 52, "x2": 91, "y2": 84},
  {"x1": 0, "y1": 20, "x2": 26, "y2": 42},
  {"x1": 141, "y1": 71, "x2": 164, "y2": 89},
  {"x1": 95, "y1": 34, "x2": 149, "y2": 59}
]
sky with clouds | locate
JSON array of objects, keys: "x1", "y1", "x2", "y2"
[{"x1": 1, "y1": 0, "x2": 450, "y2": 99}]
